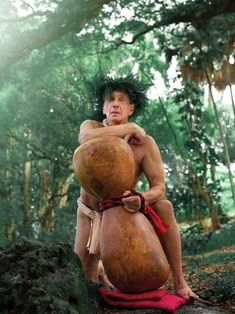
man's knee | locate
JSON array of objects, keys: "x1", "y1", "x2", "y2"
[
  {"x1": 154, "y1": 199, "x2": 175, "y2": 219},
  {"x1": 82, "y1": 255, "x2": 99, "y2": 282},
  {"x1": 74, "y1": 211, "x2": 91, "y2": 257}
]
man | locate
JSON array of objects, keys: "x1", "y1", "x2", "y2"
[{"x1": 74, "y1": 76, "x2": 198, "y2": 300}]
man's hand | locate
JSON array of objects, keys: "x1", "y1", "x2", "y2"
[
  {"x1": 126, "y1": 123, "x2": 146, "y2": 145},
  {"x1": 122, "y1": 191, "x2": 141, "y2": 213},
  {"x1": 126, "y1": 134, "x2": 143, "y2": 145}
]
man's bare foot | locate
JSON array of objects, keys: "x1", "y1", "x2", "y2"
[{"x1": 174, "y1": 279, "x2": 199, "y2": 300}]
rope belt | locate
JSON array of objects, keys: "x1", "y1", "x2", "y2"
[{"x1": 98, "y1": 190, "x2": 169, "y2": 233}]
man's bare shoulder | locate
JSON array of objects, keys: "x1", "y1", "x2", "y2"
[
  {"x1": 80, "y1": 119, "x2": 102, "y2": 129},
  {"x1": 143, "y1": 135, "x2": 158, "y2": 147},
  {"x1": 141, "y1": 135, "x2": 161, "y2": 158}
]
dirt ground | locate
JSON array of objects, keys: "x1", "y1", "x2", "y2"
[{"x1": 0, "y1": 240, "x2": 234, "y2": 314}]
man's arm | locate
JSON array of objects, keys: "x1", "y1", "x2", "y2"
[
  {"x1": 79, "y1": 119, "x2": 146, "y2": 144},
  {"x1": 122, "y1": 136, "x2": 165, "y2": 212},
  {"x1": 141, "y1": 136, "x2": 165, "y2": 204}
]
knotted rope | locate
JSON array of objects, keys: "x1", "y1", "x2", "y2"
[{"x1": 98, "y1": 190, "x2": 168, "y2": 233}]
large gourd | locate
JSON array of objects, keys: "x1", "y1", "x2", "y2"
[
  {"x1": 73, "y1": 136, "x2": 135, "y2": 200},
  {"x1": 73, "y1": 136, "x2": 169, "y2": 293}
]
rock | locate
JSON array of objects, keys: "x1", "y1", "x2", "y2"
[
  {"x1": 0, "y1": 239, "x2": 96, "y2": 314},
  {"x1": 97, "y1": 300, "x2": 233, "y2": 314}
]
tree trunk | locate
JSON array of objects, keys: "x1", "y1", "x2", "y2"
[
  {"x1": 206, "y1": 72, "x2": 235, "y2": 204},
  {"x1": 192, "y1": 174, "x2": 221, "y2": 230},
  {"x1": 41, "y1": 197, "x2": 56, "y2": 231},
  {"x1": 5, "y1": 220, "x2": 15, "y2": 243},
  {"x1": 58, "y1": 174, "x2": 74, "y2": 208},
  {"x1": 38, "y1": 165, "x2": 50, "y2": 217},
  {"x1": 5, "y1": 133, "x2": 13, "y2": 203},
  {"x1": 22, "y1": 160, "x2": 31, "y2": 233},
  {"x1": 228, "y1": 83, "x2": 235, "y2": 126}
]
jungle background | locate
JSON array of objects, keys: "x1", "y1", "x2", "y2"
[{"x1": 0, "y1": 0, "x2": 235, "y2": 312}]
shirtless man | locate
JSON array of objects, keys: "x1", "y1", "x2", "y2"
[{"x1": 74, "y1": 77, "x2": 198, "y2": 300}]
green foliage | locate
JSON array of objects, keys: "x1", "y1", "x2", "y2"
[
  {"x1": 0, "y1": 0, "x2": 234, "y2": 246},
  {"x1": 35, "y1": 205, "x2": 77, "y2": 247},
  {"x1": 158, "y1": 6, "x2": 235, "y2": 75},
  {"x1": 181, "y1": 217, "x2": 235, "y2": 255},
  {"x1": 187, "y1": 251, "x2": 235, "y2": 267},
  {"x1": 170, "y1": 81, "x2": 222, "y2": 221}
]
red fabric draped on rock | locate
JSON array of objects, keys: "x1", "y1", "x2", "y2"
[{"x1": 99, "y1": 287, "x2": 190, "y2": 312}]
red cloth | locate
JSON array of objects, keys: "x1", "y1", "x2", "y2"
[
  {"x1": 99, "y1": 287, "x2": 190, "y2": 312},
  {"x1": 143, "y1": 203, "x2": 169, "y2": 233},
  {"x1": 98, "y1": 190, "x2": 169, "y2": 233}
]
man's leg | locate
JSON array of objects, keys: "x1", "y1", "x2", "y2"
[
  {"x1": 74, "y1": 208, "x2": 99, "y2": 282},
  {"x1": 152, "y1": 199, "x2": 198, "y2": 299}
]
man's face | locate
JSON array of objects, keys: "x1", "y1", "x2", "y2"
[{"x1": 102, "y1": 91, "x2": 134, "y2": 124}]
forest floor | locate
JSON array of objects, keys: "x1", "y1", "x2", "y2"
[
  {"x1": 181, "y1": 245, "x2": 235, "y2": 313},
  {"x1": 98, "y1": 245, "x2": 235, "y2": 314},
  {"x1": 0, "y1": 240, "x2": 234, "y2": 313}
]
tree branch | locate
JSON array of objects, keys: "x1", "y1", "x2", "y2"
[
  {"x1": 99, "y1": 0, "x2": 235, "y2": 53},
  {"x1": 1, "y1": 0, "x2": 235, "y2": 71},
  {"x1": 7, "y1": 129, "x2": 71, "y2": 169},
  {"x1": 0, "y1": 0, "x2": 113, "y2": 73}
]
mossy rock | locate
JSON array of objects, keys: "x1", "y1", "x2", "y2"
[{"x1": 0, "y1": 239, "x2": 96, "y2": 314}]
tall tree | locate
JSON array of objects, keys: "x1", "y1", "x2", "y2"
[{"x1": 1, "y1": 0, "x2": 235, "y2": 72}]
